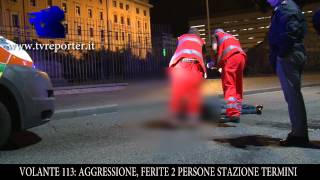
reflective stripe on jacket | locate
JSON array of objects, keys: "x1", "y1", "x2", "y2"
[
  {"x1": 215, "y1": 32, "x2": 246, "y2": 66},
  {"x1": 169, "y1": 34, "x2": 206, "y2": 73}
]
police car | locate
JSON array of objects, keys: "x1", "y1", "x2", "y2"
[{"x1": 0, "y1": 36, "x2": 55, "y2": 148}]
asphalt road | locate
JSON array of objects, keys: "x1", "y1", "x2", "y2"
[{"x1": 0, "y1": 86, "x2": 320, "y2": 164}]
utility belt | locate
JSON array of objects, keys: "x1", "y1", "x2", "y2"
[
  {"x1": 180, "y1": 58, "x2": 199, "y2": 64},
  {"x1": 217, "y1": 45, "x2": 244, "y2": 64}
]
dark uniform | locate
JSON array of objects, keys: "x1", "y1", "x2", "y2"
[
  {"x1": 313, "y1": 9, "x2": 320, "y2": 34},
  {"x1": 269, "y1": 0, "x2": 309, "y2": 144}
]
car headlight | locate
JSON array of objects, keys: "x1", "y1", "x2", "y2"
[{"x1": 37, "y1": 71, "x2": 50, "y2": 80}]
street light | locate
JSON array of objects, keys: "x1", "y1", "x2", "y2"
[{"x1": 205, "y1": 0, "x2": 212, "y2": 44}]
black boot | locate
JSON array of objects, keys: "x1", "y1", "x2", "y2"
[
  {"x1": 280, "y1": 133, "x2": 310, "y2": 147},
  {"x1": 256, "y1": 105, "x2": 263, "y2": 115}
]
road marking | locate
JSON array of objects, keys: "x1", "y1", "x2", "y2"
[{"x1": 53, "y1": 104, "x2": 119, "y2": 120}]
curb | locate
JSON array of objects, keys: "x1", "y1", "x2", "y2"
[
  {"x1": 52, "y1": 104, "x2": 118, "y2": 120},
  {"x1": 54, "y1": 83, "x2": 128, "y2": 96},
  {"x1": 51, "y1": 83, "x2": 320, "y2": 120},
  {"x1": 244, "y1": 83, "x2": 320, "y2": 96}
]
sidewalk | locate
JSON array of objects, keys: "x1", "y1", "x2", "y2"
[
  {"x1": 53, "y1": 73, "x2": 320, "y2": 120},
  {"x1": 202, "y1": 72, "x2": 320, "y2": 96}
]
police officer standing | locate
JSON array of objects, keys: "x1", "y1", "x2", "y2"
[{"x1": 267, "y1": 0, "x2": 310, "y2": 146}]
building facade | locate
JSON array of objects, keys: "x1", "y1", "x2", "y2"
[
  {"x1": 151, "y1": 24, "x2": 176, "y2": 58},
  {"x1": 0, "y1": 0, "x2": 153, "y2": 57},
  {"x1": 189, "y1": 2, "x2": 320, "y2": 51}
]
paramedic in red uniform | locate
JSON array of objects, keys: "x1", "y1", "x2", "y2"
[
  {"x1": 207, "y1": 29, "x2": 246, "y2": 123},
  {"x1": 168, "y1": 28, "x2": 207, "y2": 126}
]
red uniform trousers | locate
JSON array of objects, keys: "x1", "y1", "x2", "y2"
[
  {"x1": 221, "y1": 53, "x2": 246, "y2": 118},
  {"x1": 169, "y1": 61, "x2": 204, "y2": 117}
]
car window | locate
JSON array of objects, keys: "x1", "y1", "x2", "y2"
[{"x1": 0, "y1": 37, "x2": 10, "y2": 51}]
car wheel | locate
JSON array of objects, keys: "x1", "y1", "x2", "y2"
[{"x1": 0, "y1": 101, "x2": 12, "y2": 148}]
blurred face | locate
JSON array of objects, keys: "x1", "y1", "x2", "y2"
[{"x1": 267, "y1": 0, "x2": 281, "y2": 7}]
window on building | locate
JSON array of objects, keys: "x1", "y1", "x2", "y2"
[
  {"x1": 136, "y1": 8, "x2": 140, "y2": 14},
  {"x1": 64, "y1": 23, "x2": 68, "y2": 34},
  {"x1": 143, "y1": 10, "x2": 147, "y2": 16},
  {"x1": 90, "y1": 27, "x2": 94, "y2": 37},
  {"x1": 47, "y1": 0, "x2": 52, "y2": 7},
  {"x1": 88, "y1": 9, "x2": 93, "y2": 18},
  {"x1": 99, "y1": 0, "x2": 103, "y2": 4},
  {"x1": 62, "y1": 2, "x2": 67, "y2": 13},
  {"x1": 100, "y1": 12, "x2": 104, "y2": 20},
  {"x1": 121, "y1": 17, "x2": 124, "y2": 25},
  {"x1": 114, "y1": 15, "x2": 118, "y2": 23},
  {"x1": 12, "y1": 14, "x2": 19, "y2": 27},
  {"x1": 10, "y1": 0, "x2": 18, "y2": 2},
  {"x1": 128, "y1": 33, "x2": 131, "y2": 43},
  {"x1": 122, "y1": 32, "x2": 125, "y2": 41},
  {"x1": 113, "y1": 0, "x2": 117, "y2": 7},
  {"x1": 137, "y1": 21, "x2": 140, "y2": 28},
  {"x1": 120, "y1": 3, "x2": 123, "y2": 9},
  {"x1": 127, "y1": 18, "x2": 131, "y2": 26},
  {"x1": 76, "y1": 6, "x2": 81, "y2": 16},
  {"x1": 30, "y1": 0, "x2": 36, "y2": 7},
  {"x1": 126, "y1": 4, "x2": 129, "y2": 11},
  {"x1": 101, "y1": 30, "x2": 105, "y2": 42},
  {"x1": 115, "y1": 32, "x2": 118, "y2": 40},
  {"x1": 77, "y1": 26, "x2": 82, "y2": 36},
  {"x1": 145, "y1": 23, "x2": 148, "y2": 30}
]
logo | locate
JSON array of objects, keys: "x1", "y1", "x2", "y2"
[{"x1": 29, "y1": 6, "x2": 66, "y2": 39}]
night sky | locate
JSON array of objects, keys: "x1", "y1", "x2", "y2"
[
  {"x1": 150, "y1": 0, "x2": 317, "y2": 36},
  {"x1": 150, "y1": 0, "x2": 259, "y2": 36}
]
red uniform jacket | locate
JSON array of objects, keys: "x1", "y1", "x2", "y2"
[
  {"x1": 215, "y1": 31, "x2": 246, "y2": 67},
  {"x1": 169, "y1": 34, "x2": 206, "y2": 73}
]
